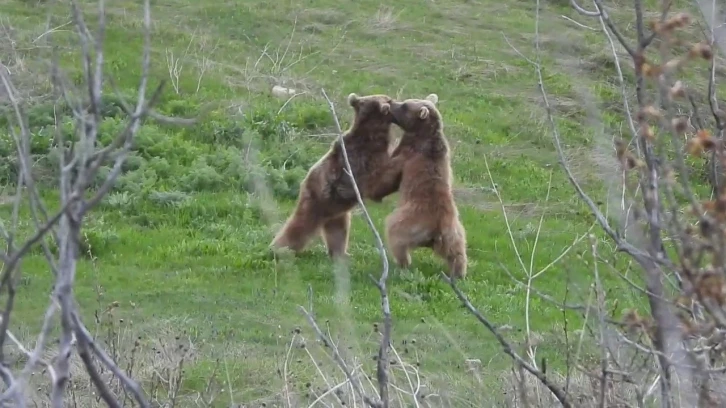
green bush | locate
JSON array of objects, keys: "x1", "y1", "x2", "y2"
[
  {"x1": 0, "y1": 99, "x2": 331, "y2": 202},
  {"x1": 205, "y1": 146, "x2": 247, "y2": 180},
  {"x1": 80, "y1": 225, "x2": 120, "y2": 258},
  {"x1": 245, "y1": 109, "x2": 297, "y2": 145},
  {"x1": 285, "y1": 103, "x2": 333, "y2": 131},
  {"x1": 103, "y1": 191, "x2": 137, "y2": 209},
  {"x1": 282, "y1": 166, "x2": 307, "y2": 198},
  {"x1": 147, "y1": 157, "x2": 173, "y2": 179},
  {"x1": 116, "y1": 166, "x2": 159, "y2": 194},
  {"x1": 0, "y1": 157, "x2": 18, "y2": 185},
  {"x1": 98, "y1": 116, "x2": 128, "y2": 146},
  {"x1": 90, "y1": 165, "x2": 113, "y2": 190},
  {"x1": 159, "y1": 98, "x2": 200, "y2": 118},
  {"x1": 181, "y1": 109, "x2": 254, "y2": 148},
  {"x1": 178, "y1": 158, "x2": 225, "y2": 192},
  {"x1": 122, "y1": 154, "x2": 146, "y2": 172},
  {"x1": 133, "y1": 123, "x2": 168, "y2": 157},
  {"x1": 148, "y1": 190, "x2": 190, "y2": 208},
  {"x1": 30, "y1": 128, "x2": 54, "y2": 155},
  {"x1": 142, "y1": 132, "x2": 202, "y2": 167}
]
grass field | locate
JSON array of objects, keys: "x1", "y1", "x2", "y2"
[{"x1": 0, "y1": 0, "x2": 714, "y2": 405}]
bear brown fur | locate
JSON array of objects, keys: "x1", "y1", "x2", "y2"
[
  {"x1": 373, "y1": 94, "x2": 468, "y2": 278},
  {"x1": 269, "y1": 93, "x2": 400, "y2": 259}
]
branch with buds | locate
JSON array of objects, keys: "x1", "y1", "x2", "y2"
[
  {"x1": 551, "y1": 0, "x2": 726, "y2": 404},
  {"x1": 441, "y1": 0, "x2": 726, "y2": 405}
]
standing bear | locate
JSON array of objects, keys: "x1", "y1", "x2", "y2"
[
  {"x1": 372, "y1": 94, "x2": 468, "y2": 278},
  {"x1": 270, "y1": 93, "x2": 399, "y2": 259}
]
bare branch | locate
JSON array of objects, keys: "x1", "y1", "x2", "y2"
[
  {"x1": 502, "y1": 33, "x2": 658, "y2": 268},
  {"x1": 570, "y1": 0, "x2": 600, "y2": 17},
  {"x1": 563, "y1": 0, "x2": 726, "y2": 404},
  {"x1": 73, "y1": 312, "x2": 149, "y2": 407},
  {"x1": 320, "y1": 88, "x2": 392, "y2": 408},
  {"x1": 0, "y1": 0, "x2": 194, "y2": 406},
  {"x1": 299, "y1": 306, "x2": 377, "y2": 408},
  {"x1": 590, "y1": 0, "x2": 637, "y2": 57},
  {"x1": 442, "y1": 273, "x2": 572, "y2": 407}
]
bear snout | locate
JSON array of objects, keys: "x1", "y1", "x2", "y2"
[
  {"x1": 390, "y1": 113, "x2": 404, "y2": 126},
  {"x1": 389, "y1": 103, "x2": 405, "y2": 123}
]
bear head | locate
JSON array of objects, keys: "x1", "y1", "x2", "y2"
[
  {"x1": 347, "y1": 93, "x2": 394, "y2": 126},
  {"x1": 389, "y1": 93, "x2": 441, "y2": 133}
]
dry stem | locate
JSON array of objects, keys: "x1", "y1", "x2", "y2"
[{"x1": 0, "y1": 0, "x2": 194, "y2": 406}]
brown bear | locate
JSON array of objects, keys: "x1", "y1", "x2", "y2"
[
  {"x1": 372, "y1": 93, "x2": 468, "y2": 278},
  {"x1": 269, "y1": 93, "x2": 399, "y2": 259}
]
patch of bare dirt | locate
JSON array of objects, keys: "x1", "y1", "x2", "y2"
[{"x1": 453, "y1": 187, "x2": 576, "y2": 218}]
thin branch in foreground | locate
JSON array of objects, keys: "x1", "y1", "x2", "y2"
[
  {"x1": 319, "y1": 88, "x2": 393, "y2": 408},
  {"x1": 502, "y1": 32, "x2": 657, "y2": 269},
  {"x1": 562, "y1": 0, "x2": 726, "y2": 404},
  {"x1": 0, "y1": 0, "x2": 193, "y2": 405},
  {"x1": 441, "y1": 273, "x2": 572, "y2": 407},
  {"x1": 299, "y1": 306, "x2": 377, "y2": 407}
]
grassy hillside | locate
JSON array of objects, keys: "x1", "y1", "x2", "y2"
[{"x1": 0, "y1": 0, "x2": 712, "y2": 405}]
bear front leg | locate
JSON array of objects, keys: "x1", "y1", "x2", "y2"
[
  {"x1": 367, "y1": 156, "x2": 405, "y2": 202},
  {"x1": 321, "y1": 211, "x2": 352, "y2": 259}
]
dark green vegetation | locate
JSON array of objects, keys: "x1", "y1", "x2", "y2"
[{"x1": 0, "y1": 0, "x2": 716, "y2": 405}]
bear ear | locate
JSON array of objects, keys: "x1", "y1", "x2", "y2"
[
  {"x1": 425, "y1": 93, "x2": 439, "y2": 104},
  {"x1": 348, "y1": 93, "x2": 360, "y2": 107},
  {"x1": 418, "y1": 106, "x2": 430, "y2": 120},
  {"x1": 380, "y1": 102, "x2": 391, "y2": 115}
]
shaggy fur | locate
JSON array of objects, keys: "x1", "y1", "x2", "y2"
[
  {"x1": 374, "y1": 94, "x2": 468, "y2": 278},
  {"x1": 270, "y1": 93, "x2": 399, "y2": 259}
]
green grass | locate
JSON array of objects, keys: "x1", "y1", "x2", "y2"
[{"x1": 0, "y1": 0, "x2": 716, "y2": 405}]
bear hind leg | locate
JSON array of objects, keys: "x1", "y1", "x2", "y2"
[
  {"x1": 322, "y1": 211, "x2": 351, "y2": 259},
  {"x1": 270, "y1": 205, "x2": 322, "y2": 254},
  {"x1": 390, "y1": 240, "x2": 412, "y2": 269},
  {"x1": 433, "y1": 221, "x2": 468, "y2": 279},
  {"x1": 385, "y1": 210, "x2": 432, "y2": 269}
]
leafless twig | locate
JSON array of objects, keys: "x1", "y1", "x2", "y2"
[
  {"x1": 300, "y1": 306, "x2": 376, "y2": 407},
  {"x1": 441, "y1": 273, "x2": 572, "y2": 407},
  {"x1": 323, "y1": 89, "x2": 392, "y2": 408},
  {"x1": 0, "y1": 0, "x2": 194, "y2": 406},
  {"x1": 294, "y1": 90, "x2": 393, "y2": 408}
]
